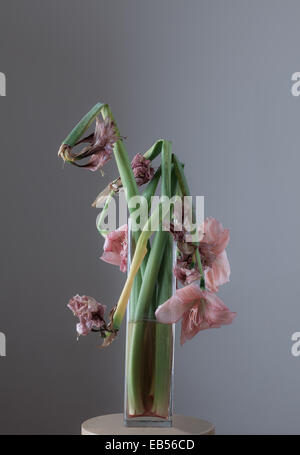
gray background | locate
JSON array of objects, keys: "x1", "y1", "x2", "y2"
[{"x1": 0, "y1": 0, "x2": 299, "y2": 434}]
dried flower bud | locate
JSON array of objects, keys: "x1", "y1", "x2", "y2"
[{"x1": 131, "y1": 153, "x2": 155, "y2": 186}]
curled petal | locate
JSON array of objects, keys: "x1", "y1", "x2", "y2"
[
  {"x1": 101, "y1": 251, "x2": 122, "y2": 267},
  {"x1": 199, "y1": 217, "x2": 230, "y2": 256},
  {"x1": 202, "y1": 292, "x2": 236, "y2": 327},
  {"x1": 205, "y1": 250, "x2": 230, "y2": 292},
  {"x1": 100, "y1": 225, "x2": 128, "y2": 272},
  {"x1": 82, "y1": 150, "x2": 112, "y2": 171}
]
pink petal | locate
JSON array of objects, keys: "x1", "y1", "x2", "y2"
[
  {"x1": 100, "y1": 225, "x2": 128, "y2": 272},
  {"x1": 205, "y1": 250, "x2": 230, "y2": 292},
  {"x1": 180, "y1": 290, "x2": 236, "y2": 344},
  {"x1": 85, "y1": 151, "x2": 112, "y2": 171},
  {"x1": 155, "y1": 283, "x2": 203, "y2": 324},
  {"x1": 101, "y1": 251, "x2": 122, "y2": 267},
  {"x1": 204, "y1": 291, "x2": 236, "y2": 325},
  {"x1": 76, "y1": 322, "x2": 89, "y2": 336},
  {"x1": 200, "y1": 217, "x2": 230, "y2": 255}
]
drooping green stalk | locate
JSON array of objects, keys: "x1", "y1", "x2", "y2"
[
  {"x1": 143, "y1": 139, "x2": 163, "y2": 161},
  {"x1": 161, "y1": 142, "x2": 172, "y2": 196},
  {"x1": 151, "y1": 142, "x2": 174, "y2": 417},
  {"x1": 60, "y1": 102, "x2": 105, "y2": 149}
]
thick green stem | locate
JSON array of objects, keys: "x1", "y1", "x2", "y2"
[
  {"x1": 134, "y1": 231, "x2": 167, "y2": 320},
  {"x1": 151, "y1": 143, "x2": 174, "y2": 417},
  {"x1": 152, "y1": 237, "x2": 174, "y2": 417},
  {"x1": 142, "y1": 166, "x2": 161, "y2": 208},
  {"x1": 126, "y1": 321, "x2": 146, "y2": 416},
  {"x1": 143, "y1": 140, "x2": 163, "y2": 161},
  {"x1": 101, "y1": 106, "x2": 140, "y2": 208},
  {"x1": 61, "y1": 102, "x2": 105, "y2": 148},
  {"x1": 152, "y1": 236, "x2": 173, "y2": 417}
]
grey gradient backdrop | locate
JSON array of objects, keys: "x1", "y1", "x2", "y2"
[{"x1": 0, "y1": 0, "x2": 299, "y2": 434}]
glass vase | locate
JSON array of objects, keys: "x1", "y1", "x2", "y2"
[{"x1": 124, "y1": 223, "x2": 175, "y2": 427}]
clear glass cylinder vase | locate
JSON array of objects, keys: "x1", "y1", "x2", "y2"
[{"x1": 124, "y1": 222, "x2": 175, "y2": 427}]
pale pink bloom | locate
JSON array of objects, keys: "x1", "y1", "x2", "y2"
[
  {"x1": 198, "y1": 217, "x2": 230, "y2": 292},
  {"x1": 155, "y1": 283, "x2": 236, "y2": 345},
  {"x1": 101, "y1": 224, "x2": 128, "y2": 272},
  {"x1": 131, "y1": 153, "x2": 154, "y2": 186},
  {"x1": 67, "y1": 294, "x2": 106, "y2": 336},
  {"x1": 199, "y1": 217, "x2": 229, "y2": 258}
]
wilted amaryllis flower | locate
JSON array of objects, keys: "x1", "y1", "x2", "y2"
[
  {"x1": 155, "y1": 283, "x2": 236, "y2": 345},
  {"x1": 101, "y1": 225, "x2": 128, "y2": 272},
  {"x1": 67, "y1": 295, "x2": 106, "y2": 336},
  {"x1": 198, "y1": 217, "x2": 230, "y2": 292},
  {"x1": 173, "y1": 217, "x2": 230, "y2": 291},
  {"x1": 131, "y1": 153, "x2": 155, "y2": 186},
  {"x1": 173, "y1": 255, "x2": 201, "y2": 285},
  {"x1": 59, "y1": 117, "x2": 119, "y2": 172}
]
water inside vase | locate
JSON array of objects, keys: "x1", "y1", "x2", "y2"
[{"x1": 124, "y1": 319, "x2": 174, "y2": 427}]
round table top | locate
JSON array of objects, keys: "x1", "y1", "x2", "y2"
[{"x1": 82, "y1": 413, "x2": 215, "y2": 435}]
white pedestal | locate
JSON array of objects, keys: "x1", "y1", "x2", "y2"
[{"x1": 82, "y1": 413, "x2": 215, "y2": 435}]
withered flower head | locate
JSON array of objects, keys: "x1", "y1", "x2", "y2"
[
  {"x1": 131, "y1": 153, "x2": 155, "y2": 186},
  {"x1": 59, "y1": 117, "x2": 120, "y2": 172},
  {"x1": 67, "y1": 294, "x2": 107, "y2": 336}
]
